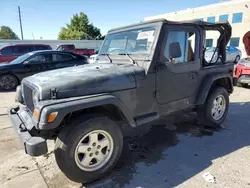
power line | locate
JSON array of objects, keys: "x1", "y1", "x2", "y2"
[{"x1": 18, "y1": 6, "x2": 24, "y2": 40}]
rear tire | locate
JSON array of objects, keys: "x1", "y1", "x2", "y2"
[
  {"x1": 54, "y1": 115, "x2": 123, "y2": 184},
  {"x1": 197, "y1": 87, "x2": 229, "y2": 128}
]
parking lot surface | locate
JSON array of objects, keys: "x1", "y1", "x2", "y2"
[{"x1": 1, "y1": 87, "x2": 250, "y2": 188}]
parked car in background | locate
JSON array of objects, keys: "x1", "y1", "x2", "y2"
[
  {"x1": 0, "y1": 50, "x2": 88, "y2": 90},
  {"x1": 89, "y1": 49, "x2": 99, "y2": 63},
  {"x1": 0, "y1": 44, "x2": 52, "y2": 63},
  {"x1": 56, "y1": 44, "x2": 95, "y2": 57},
  {"x1": 205, "y1": 46, "x2": 241, "y2": 64},
  {"x1": 233, "y1": 57, "x2": 250, "y2": 87}
]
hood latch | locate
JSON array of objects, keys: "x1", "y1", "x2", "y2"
[{"x1": 50, "y1": 88, "x2": 58, "y2": 99}]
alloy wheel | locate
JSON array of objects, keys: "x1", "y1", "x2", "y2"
[
  {"x1": 74, "y1": 130, "x2": 114, "y2": 172},
  {"x1": 211, "y1": 95, "x2": 226, "y2": 121}
]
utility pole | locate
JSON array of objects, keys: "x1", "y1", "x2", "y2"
[{"x1": 18, "y1": 6, "x2": 24, "y2": 40}]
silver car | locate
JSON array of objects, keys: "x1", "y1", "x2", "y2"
[
  {"x1": 89, "y1": 54, "x2": 98, "y2": 64},
  {"x1": 89, "y1": 49, "x2": 99, "y2": 64},
  {"x1": 205, "y1": 46, "x2": 242, "y2": 64}
]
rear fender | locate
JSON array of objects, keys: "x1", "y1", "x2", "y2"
[
  {"x1": 37, "y1": 94, "x2": 136, "y2": 130},
  {"x1": 196, "y1": 73, "x2": 233, "y2": 105}
]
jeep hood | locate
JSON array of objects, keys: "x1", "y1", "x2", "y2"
[{"x1": 22, "y1": 63, "x2": 145, "y2": 100}]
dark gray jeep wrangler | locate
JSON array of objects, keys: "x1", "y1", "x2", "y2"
[{"x1": 9, "y1": 19, "x2": 234, "y2": 184}]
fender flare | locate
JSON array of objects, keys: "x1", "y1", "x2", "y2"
[
  {"x1": 37, "y1": 94, "x2": 136, "y2": 130},
  {"x1": 196, "y1": 72, "x2": 233, "y2": 105}
]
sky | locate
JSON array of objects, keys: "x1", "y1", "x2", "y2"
[{"x1": 0, "y1": 0, "x2": 224, "y2": 40}]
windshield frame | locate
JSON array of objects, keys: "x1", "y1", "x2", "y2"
[{"x1": 99, "y1": 22, "x2": 162, "y2": 60}]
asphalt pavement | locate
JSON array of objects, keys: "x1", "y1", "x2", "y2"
[{"x1": 1, "y1": 87, "x2": 250, "y2": 188}]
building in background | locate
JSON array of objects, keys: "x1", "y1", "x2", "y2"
[{"x1": 145, "y1": 0, "x2": 250, "y2": 57}]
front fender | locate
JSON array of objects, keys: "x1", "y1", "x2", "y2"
[
  {"x1": 196, "y1": 72, "x2": 233, "y2": 105},
  {"x1": 37, "y1": 94, "x2": 136, "y2": 130}
]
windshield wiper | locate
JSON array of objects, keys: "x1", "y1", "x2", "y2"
[
  {"x1": 118, "y1": 53, "x2": 138, "y2": 66},
  {"x1": 100, "y1": 53, "x2": 112, "y2": 63}
]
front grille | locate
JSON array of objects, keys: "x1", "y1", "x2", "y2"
[{"x1": 22, "y1": 84, "x2": 34, "y2": 112}]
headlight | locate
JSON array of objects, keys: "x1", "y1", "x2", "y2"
[{"x1": 32, "y1": 90, "x2": 40, "y2": 106}]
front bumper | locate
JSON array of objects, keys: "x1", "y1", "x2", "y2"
[
  {"x1": 238, "y1": 75, "x2": 250, "y2": 84},
  {"x1": 8, "y1": 106, "x2": 48, "y2": 156}
]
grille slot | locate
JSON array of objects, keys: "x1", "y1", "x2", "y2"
[{"x1": 22, "y1": 84, "x2": 34, "y2": 112}]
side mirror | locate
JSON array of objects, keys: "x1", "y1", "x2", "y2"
[
  {"x1": 169, "y1": 42, "x2": 182, "y2": 59},
  {"x1": 0, "y1": 52, "x2": 2, "y2": 56}
]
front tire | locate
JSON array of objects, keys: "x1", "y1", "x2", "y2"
[
  {"x1": 54, "y1": 115, "x2": 123, "y2": 184},
  {"x1": 197, "y1": 87, "x2": 229, "y2": 128}
]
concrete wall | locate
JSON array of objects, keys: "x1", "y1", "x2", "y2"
[
  {"x1": 0, "y1": 40, "x2": 103, "y2": 50},
  {"x1": 145, "y1": 0, "x2": 250, "y2": 57}
]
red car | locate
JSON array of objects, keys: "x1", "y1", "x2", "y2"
[
  {"x1": 56, "y1": 44, "x2": 95, "y2": 57},
  {"x1": 0, "y1": 44, "x2": 52, "y2": 63},
  {"x1": 234, "y1": 57, "x2": 250, "y2": 87},
  {"x1": 233, "y1": 32, "x2": 250, "y2": 87}
]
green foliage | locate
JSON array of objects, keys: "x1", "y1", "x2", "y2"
[
  {"x1": 0, "y1": 26, "x2": 19, "y2": 39},
  {"x1": 58, "y1": 12, "x2": 103, "y2": 40},
  {"x1": 99, "y1": 35, "x2": 105, "y2": 40}
]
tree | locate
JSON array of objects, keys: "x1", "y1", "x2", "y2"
[
  {"x1": 99, "y1": 35, "x2": 106, "y2": 40},
  {"x1": 58, "y1": 12, "x2": 103, "y2": 40},
  {"x1": 0, "y1": 26, "x2": 19, "y2": 39}
]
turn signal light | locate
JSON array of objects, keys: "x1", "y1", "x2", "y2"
[
  {"x1": 48, "y1": 112, "x2": 58, "y2": 123},
  {"x1": 33, "y1": 108, "x2": 39, "y2": 119}
]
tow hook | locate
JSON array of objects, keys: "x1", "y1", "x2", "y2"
[{"x1": 10, "y1": 105, "x2": 20, "y2": 114}]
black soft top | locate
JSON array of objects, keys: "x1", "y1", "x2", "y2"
[
  {"x1": 109, "y1": 19, "x2": 232, "y2": 63},
  {"x1": 109, "y1": 18, "x2": 230, "y2": 32}
]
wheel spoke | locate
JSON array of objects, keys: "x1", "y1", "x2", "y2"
[
  {"x1": 212, "y1": 107, "x2": 216, "y2": 114},
  {"x1": 212, "y1": 111, "x2": 216, "y2": 117},
  {"x1": 98, "y1": 138, "x2": 109, "y2": 149},
  {"x1": 214, "y1": 111, "x2": 219, "y2": 118},
  {"x1": 217, "y1": 97, "x2": 222, "y2": 104},
  {"x1": 77, "y1": 143, "x2": 89, "y2": 154},
  {"x1": 81, "y1": 155, "x2": 93, "y2": 166},
  {"x1": 89, "y1": 132, "x2": 99, "y2": 144},
  {"x1": 219, "y1": 104, "x2": 223, "y2": 110},
  {"x1": 213, "y1": 100, "x2": 217, "y2": 105},
  {"x1": 95, "y1": 152, "x2": 106, "y2": 162}
]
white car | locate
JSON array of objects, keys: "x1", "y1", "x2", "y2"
[
  {"x1": 89, "y1": 49, "x2": 99, "y2": 63},
  {"x1": 205, "y1": 46, "x2": 242, "y2": 64},
  {"x1": 89, "y1": 54, "x2": 98, "y2": 63}
]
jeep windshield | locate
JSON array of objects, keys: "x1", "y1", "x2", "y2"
[{"x1": 99, "y1": 27, "x2": 156, "y2": 57}]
